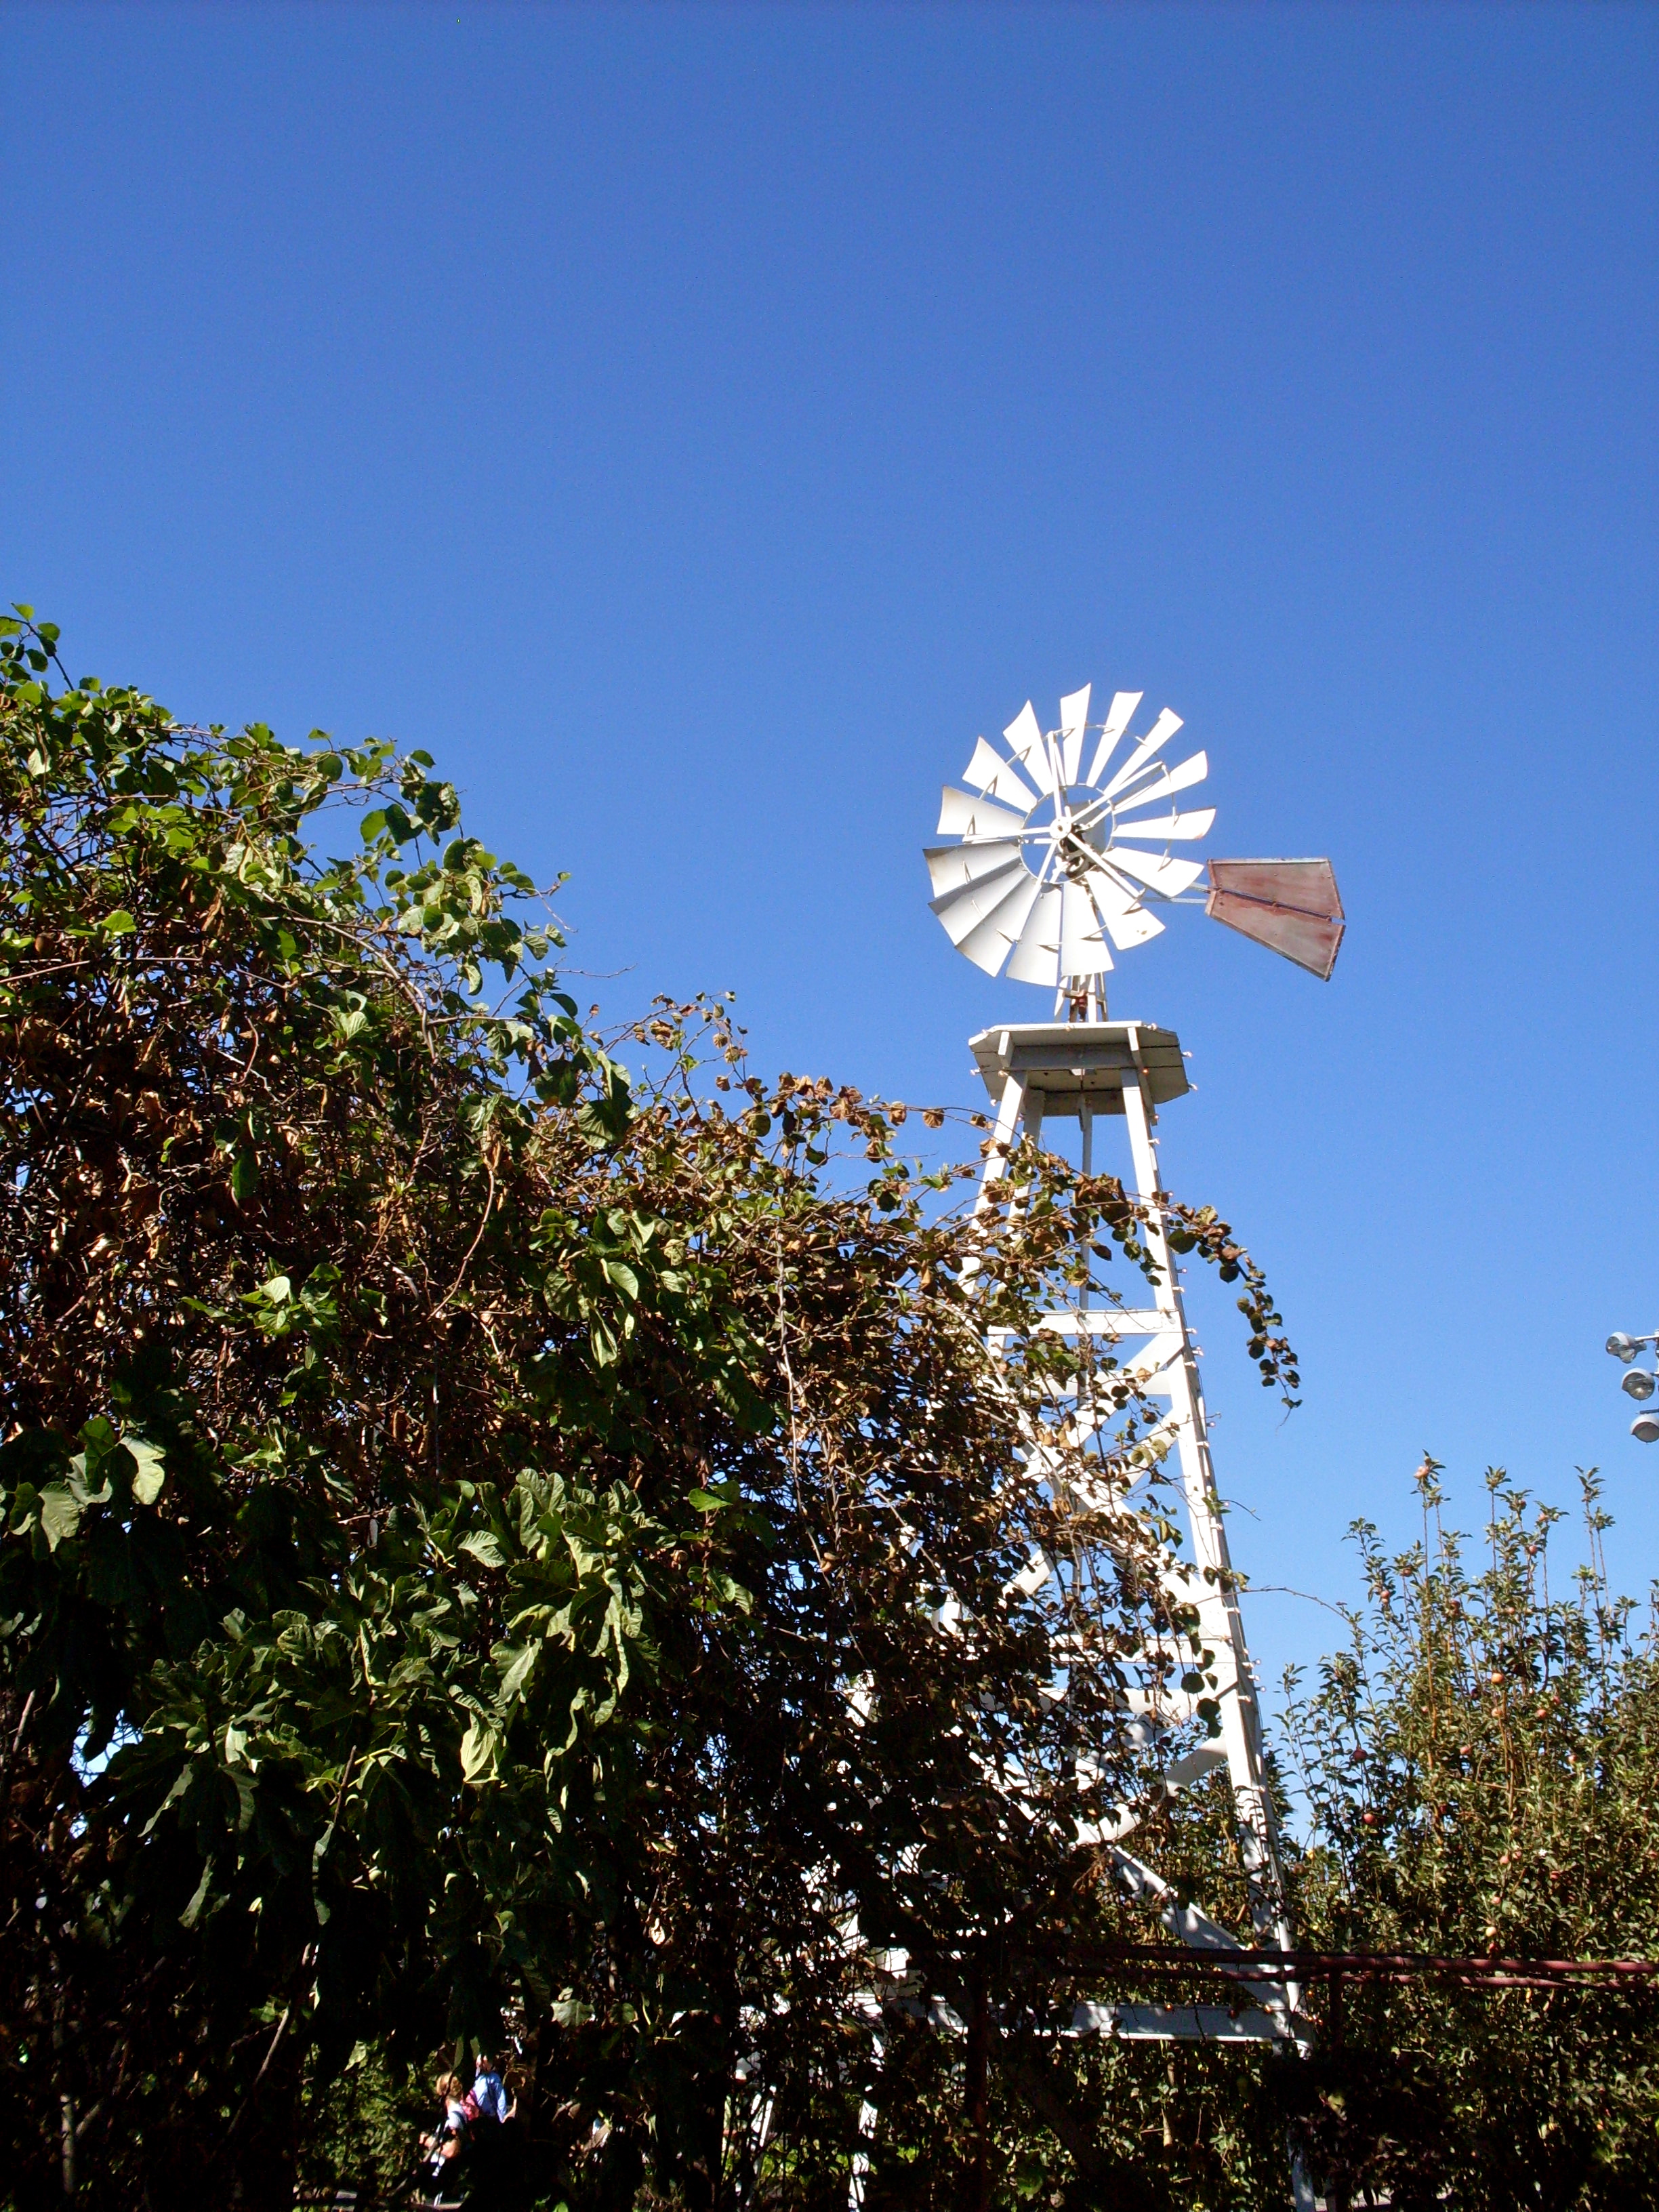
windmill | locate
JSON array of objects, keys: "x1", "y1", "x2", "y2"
[
  {"x1": 921, "y1": 685, "x2": 1343, "y2": 2203},
  {"x1": 926, "y1": 682, "x2": 1343, "y2": 1011}
]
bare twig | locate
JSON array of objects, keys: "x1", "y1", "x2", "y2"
[
  {"x1": 432, "y1": 1151, "x2": 498, "y2": 1319},
  {"x1": 0, "y1": 1687, "x2": 36, "y2": 1804}
]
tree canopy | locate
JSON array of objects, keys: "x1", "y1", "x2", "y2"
[{"x1": 1, "y1": 612, "x2": 1268, "y2": 2209}]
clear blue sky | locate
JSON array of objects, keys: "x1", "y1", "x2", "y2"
[{"x1": 6, "y1": 2, "x2": 1657, "y2": 1694}]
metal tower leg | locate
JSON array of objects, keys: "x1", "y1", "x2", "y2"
[
  {"x1": 846, "y1": 2036, "x2": 883, "y2": 2212},
  {"x1": 1115, "y1": 1068, "x2": 1294, "y2": 1967}
]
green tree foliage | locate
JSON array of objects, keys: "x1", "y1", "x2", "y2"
[
  {"x1": 0, "y1": 613, "x2": 1280, "y2": 2209},
  {"x1": 845, "y1": 1469, "x2": 1659, "y2": 2212},
  {"x1": 1281, "y1": 1461, "x2": 1659, "y2": 2209}
]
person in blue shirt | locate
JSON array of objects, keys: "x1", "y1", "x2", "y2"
[{"x1": 471, "y1": 2051, "x2": 514, "y2": 2125}]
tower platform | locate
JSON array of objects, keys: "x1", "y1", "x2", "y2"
[{"x1": 967, "y1": 1020, "x2": 1189, "y2": 1117}]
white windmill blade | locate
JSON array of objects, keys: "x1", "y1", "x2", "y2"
[
  {"x1": 957, "y1": 869, "x2": 1045, "y2": 975},
  {"x1": 1101, "y1": 708, "x2": 1184, "y2": 800},
  {"x1": 1104, "y1": 903, "x2": 1166, "y2": 951},
  {"x1": 930, "y1": 857, "x2": 1029, "y2": 943},
  {"x1": 1004, "y1": 701, "x2": 1059, "y2": 800},
  {"x1": 1109, "y1": 750, "x2": 1208, "y2": 815},
  {"x1": 1103, "y1": 846, "x2": 1207, "y2": 899},
  {"x1": 1059, "y1": 684, "x2": 1092, "y2": 785},
  {"x1": 962, "y1": 736, "x2": 1040, "y2": 811},
  {"x1": 929, "y1": 847, "x2": 1023, "y2": 908},
  {"x1": 928, "y1": 834, "x2": 1027, "y2": 901},
  {"x1": 924, "y1": 838, "x2": 1025, "y2": 901},
  {"x1": 1085, "y1": 691, "x2": 1144, "y2": 787},
  {"x1": 1059, "y1": 877, "x2": 1114, "y2": 975},
  {"x1": 1084, "y1": 863, "x2": 1166, "y2": 950},
  {"x1": 928, "y1": 844, "x2": 1035, "y2": 916},
  {"x1": 937, "y1": 785, "x2": 1029, "y2": 840},
  {"x1": 1004, "y1": 882, "x2": 1064, "y2": 985},
  {"x1": 1112, "y1": 805, "x2": 1216, "y2": 844}
]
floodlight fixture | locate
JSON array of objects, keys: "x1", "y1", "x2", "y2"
[
  {"x1": 1623, "y1": 1369, "x2": 1657, "y2": 1402},
  {"x1": 1607, "y1": 1333, "x2": 1641, "y2": 1363},
  {"x1": 1633, "y1": 1409, "x2": 1659, "y2": 1446}
]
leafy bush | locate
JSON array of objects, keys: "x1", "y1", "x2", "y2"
[
  {"x1": 0, "y1": 612, "x2": 1245, "y2": 2208},
  {"x1": 1282, "y1": 1461, "x2": 1659, "y2": 2208}
]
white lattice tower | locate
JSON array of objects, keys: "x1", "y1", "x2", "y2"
[{"x1": 968, "y1": 1019, "x2": 1307, "y2": 2060}]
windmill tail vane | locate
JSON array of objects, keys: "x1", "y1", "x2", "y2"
[{"x1": 926, "y1": 684, "x2": 1343, "y2": 1010}]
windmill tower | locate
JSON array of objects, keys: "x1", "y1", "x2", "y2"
[{"x1": 927, "y1": 687, "x2": 1343, "y2": 2093}]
